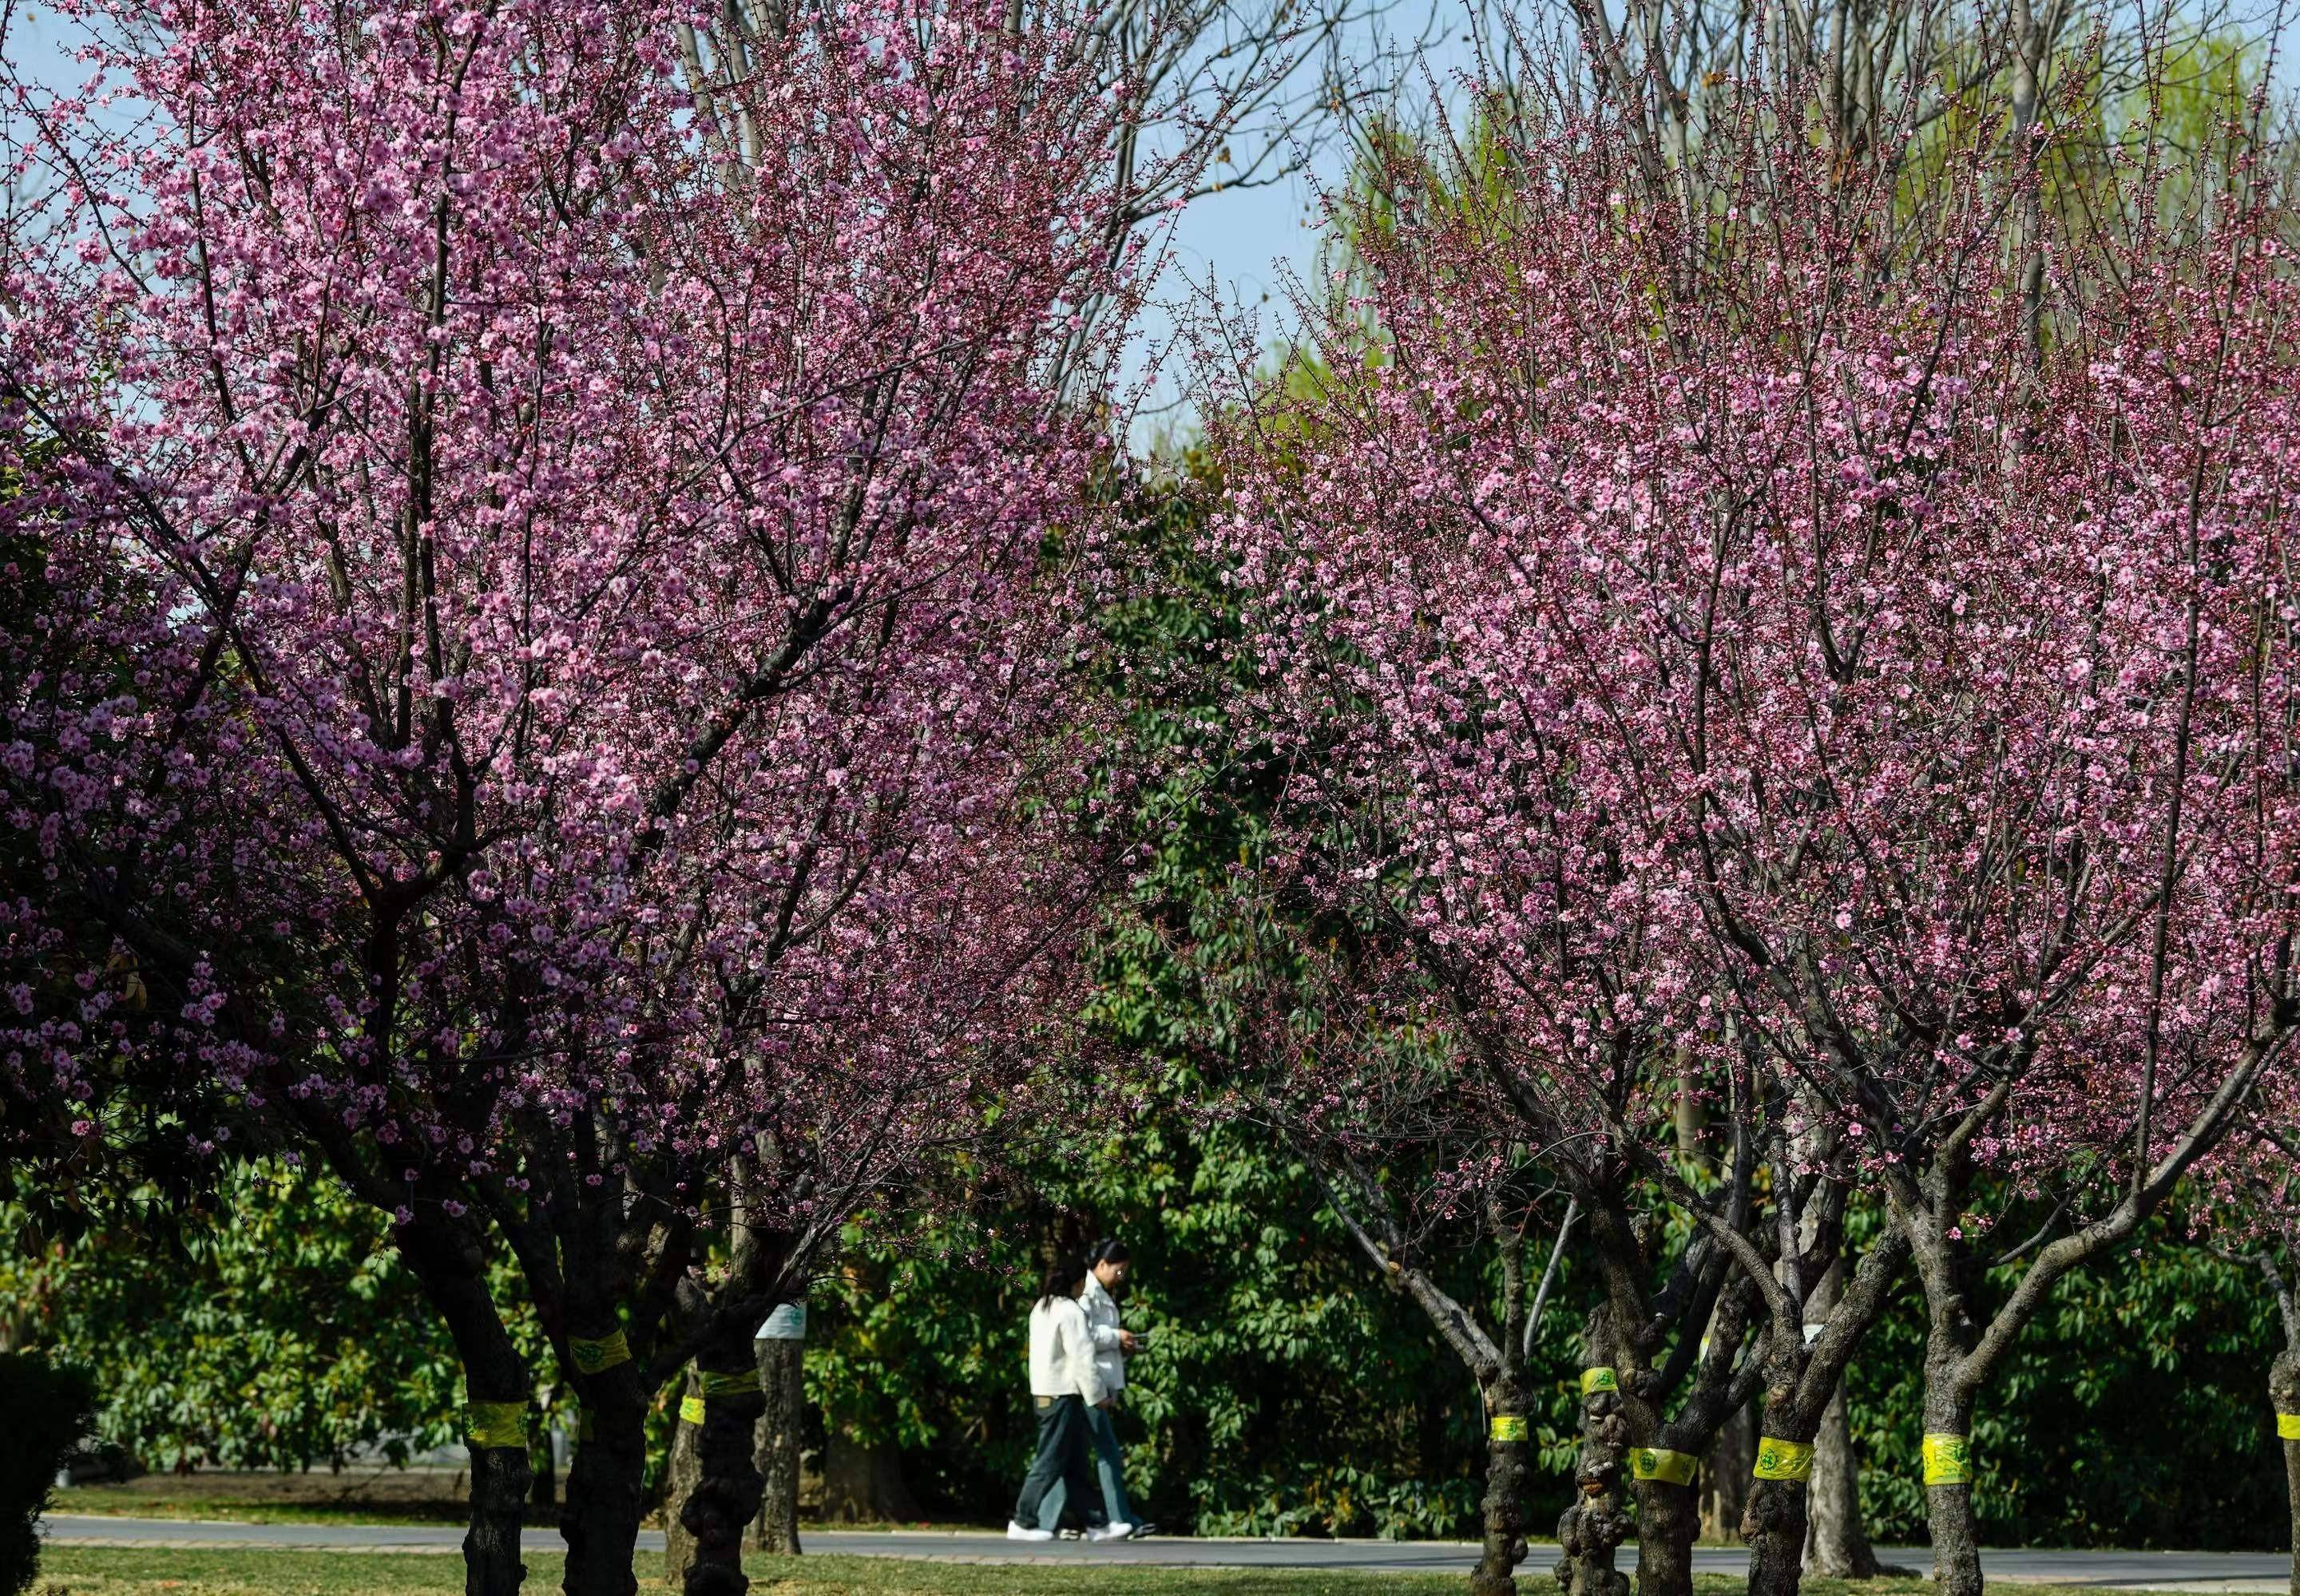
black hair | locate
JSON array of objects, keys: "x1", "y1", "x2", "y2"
[
  {"x1": 1087, "y1": 1237, "x2": 1129, "y2": 1266},
  {"x1": 1037, "y1": 1251, "x2": 1089, "y2": 1307}
]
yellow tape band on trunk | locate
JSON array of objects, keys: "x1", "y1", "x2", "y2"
[
  {"x1": 1753, "y1": 1437, "x2": 1814, "y2": 1481},
  {"x1": 465, "y1": 1400, "x2": 529, "y2": 1450},
  {"x1": 1632, "y1": 1447, "x2": 1699, "y2": 1485},
  {"x1": 569, "y1": 1331, "x2": 630, "y2": 1375},
  {"x1": 1923, "y1": 1432, "x2": 1973, "y2": 1484},
  {"x1": 2278, "y1": 1412, "x2": 2300, "y2": 1440},
  {"x1": 1580, "y1": 1366, "x2": 1620, "y2": 1396},
  {"x1": 1489, "y1": 1416, "x2": 1529, "y2": 1442},
  {"x1": 679, "y1": 1395, "x2": 706, "y2": 1425},
  {"x1": 699, "y1": 1369, "x2": 757, "y2": 1397}
]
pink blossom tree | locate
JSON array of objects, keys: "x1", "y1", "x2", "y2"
[
  {"x1": 0, "y1": 0, "x2": 1220, "y2": 1590},
  {"x1": 1201, "y1": 131, "x2": 1905, "y2": 1596},
  {"x1": 1209, "y1": 31, "x2": 2300, "y2": 1596}
]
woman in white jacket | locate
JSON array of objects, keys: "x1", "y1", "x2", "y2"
[{"x1": 1006, "y1": 1253, "x2": 1132, "y2": 1542}]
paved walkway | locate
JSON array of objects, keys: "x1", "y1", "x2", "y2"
[{"x1": 39, "y1": 1515, "x2": 2294, "y2": 1590}]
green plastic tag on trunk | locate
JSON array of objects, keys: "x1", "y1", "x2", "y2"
[
  {"x1": 1753, "y1": 1437, "x2": 1814, "y2": 1481},
  {"x1": 1580, "y1": 1366, "x2": 1620, "y2": 1396},
  {"x1": 1489, "y1": 1415, "x2": 1529, "y2": 1442},
  {"x1": 569, "y1": 1330, "x2": 630, "y2": 1375},
  {"x1": 1632, "y1": 1447, "x2": 1699, "y2": 1485},
  {"x1": 1922, "y1": 1432, "x2": 1973, "y2": 1484},
  {"x1": 465, "y1": 1400, "x2": 529, "y2": 1451},
  {"x1": 2278, "y1": 1412, "x2": 2300, "y2": 1440},
  {"x1": 679, "y1": 1395, "x2": 706, "y2": 1425},
  {"x1": 699, "y1": 1369, "x2": 757, "y2": 1397}
]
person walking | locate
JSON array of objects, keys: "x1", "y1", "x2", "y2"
[
  {"x1": 1073, "y1": 1237, "x2": 1158, "y2": 1539},
  {"x1": 1007, "y1": 1251, "x2": 1132, "y2": 1543}
]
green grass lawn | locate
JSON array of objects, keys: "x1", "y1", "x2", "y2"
[{"x1": 27, "y1": 1548, "x2": 2022, "y2": 1596}]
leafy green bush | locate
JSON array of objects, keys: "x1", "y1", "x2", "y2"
[
  {"x1": 1, "y1": 1160, "x2": 553, "y2": 1474},
  {"x1": 1847, "y1": 1210, "x2": 2287, "y2": 1550},
  {"x1": 0, "y1": 1351, "x2": 95, "y2": 1594}
]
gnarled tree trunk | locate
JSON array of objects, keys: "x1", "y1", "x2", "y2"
[
  {"x1": 1477, "y1": 1374, "x2": 1536, "y2": 1596},
  {"x1": 2259, "y1": 1249, "x2": 2298, "y2": 1596},
  {"x1": 2271, "y1": 1344, "x2": 2298, "y2": 1596},
  {"x1": 680, "y1": 1337, "x2": 767, "y2": 1596},
  {"x1": 1555, "y1": 1306, "x2": 1632, "y2": 1596}
]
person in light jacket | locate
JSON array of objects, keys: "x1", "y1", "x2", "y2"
[
  {"x1": 1006, "y1": 1251, "x2": 1132, "y2": 1543},
  {"x1": 1042, "y1": 1236, "x2": 1156, "y2": 1538}
]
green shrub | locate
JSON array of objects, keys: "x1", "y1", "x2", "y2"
[{"x1": 0, "y1": 1350, "x2": 95, "y2": 1594}]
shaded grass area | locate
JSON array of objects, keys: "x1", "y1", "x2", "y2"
[
  {"x1": 29, "y1": 1549, "x2": 2013, "y2": 1596},
  {"x1": 54, "y1": 1475, "x2": 545, "y2": 1527},
  {"x1": 53, "y1": 1477, "x2": 963, "y2": 1531}
]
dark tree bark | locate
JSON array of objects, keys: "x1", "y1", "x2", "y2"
[
  {"x1": 1554, "y1": 1305, "x2": 1632, "y2": 1596},
  {"x1": 1477, "y1": 1372, "x2": 1537, "y2": 1596},
  {"x1": 1919, "y1": 1360, "x2": 1981, "y2": 1596},
  {"x1": 1895, "y1": 1079, "x2": 2262, "y2": 1596},
  {"x1": 681, "y1": 1337, "x2": 768, "y2": 1596},
  {"x1": 463, "y1": 1444, "x2": 535, "y2": 1596},
  {"x1": 1636, "y1": 1272, "x2": 1768, "y2": 1596},
  {"x1": 2254, "y1": 1249, "x2": 2299, "y2": 1596},
  {"x1": 558, "y1": 1349, "x2": 649, "y2": 1596},
  {"x1": 529, "y1": 1417, "x2": 556, "y2": 1512},
  {"x1": 485, "y1": 1166, "x2": 693, "y2": 1596},
  {"x1": 394, "y1": 1215, "x2": 533, "y2": 1596},
  {"x1": 2277, "y1": 1344, "x2": 2299, "y2": 1596},
  {"x1": 752, "y1": 1330, "x2": 806, "y2": 1554},
  {"x1": 1884, "y1": 1036, "x2": 2279, "y2": 1596}
]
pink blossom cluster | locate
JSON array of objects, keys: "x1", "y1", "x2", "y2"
[
  {"x1": 1211, "y1": 83, "x2": 2300, "y2": 1212},
  {"x1": 1, "y1": 0, "x2": 1139, "y2": 1227}
]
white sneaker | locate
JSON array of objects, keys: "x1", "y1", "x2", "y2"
[
  {"x1": 1087, "y1": 1522, "x2": 1134, "y2": 1543},
  {"x1": 1005, "y1": 1521, "x2": 1055, "y2": 1541}
]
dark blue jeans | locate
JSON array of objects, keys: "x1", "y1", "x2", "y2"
[
  {"x1": 1013, "y1": 1395, "x2": 1105, "y2": 1530},
  {"x1": 1037, "y1": 1399, "x2": 1132, "y2": 1529}
]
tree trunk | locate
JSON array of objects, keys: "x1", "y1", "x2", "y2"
[
  {"x1": 394, "y1": 1217, "x2": 530, "y2": 1596},
  {"x1": 1704, "y1": 1404, "x2": 1753, "y2": 1543},
  {"x1": 680, "y1": 1341, "x2": 768, "y2": 1596},
  {"x1": 464, "y1": 1442, "x2": 533, "y2": 1596},
  {"x1": 664, "y1": 1377, "x2": 704, "y2": 1587},
  {"x1": 1804, "y1": 1376, "x2": 1879, "y2": 1578},
  {"x1": 529, "y1": 1416, "x2": 555, "y2": 1512},
  {"x1": 1921, "y1": 1363, "x2": 1982, "y2": 1596},
  {"x1": 1803, "y1": 1261, "x2": 1880, "y2": 1580},
  {"x1": 820, "y1": 1426, "x2": 918, "y2": 1523},
  {"x1": 560, "y1": 1364, "x2": 648, "y2": 1596},
  {"x1": 752, "y1": 1333, "x2": 805, "y2": 1554},
  {"x1": 1633, "y1": 1473, "x2": 1701, "y2": 1596},
  {"x1": 1741, "y1": 1393, "x2": 1817, "y2": 1596},
  {"x1": 2269, "y1": 1346, "x2": 2298, "y2": 1596},
  {"x1": 1476, "y1": 1376, "x2": 1534, "y2": 1596},
  {"x1": 1554, "y1": 1309, "x2": 1632, "y2": 1596}
]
